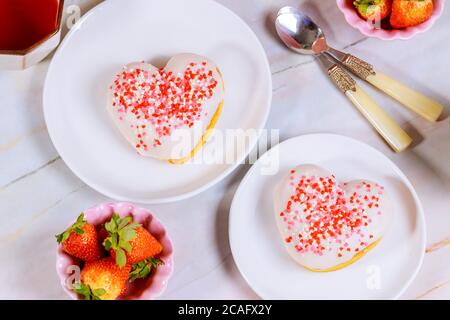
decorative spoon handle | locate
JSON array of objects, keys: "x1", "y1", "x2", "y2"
[
  {"x1": 330, "y1": 51, "x2": 443, "y2": 122},
  {"x1": 319, "y1": 55, "x2": 412, "y2": 152}
]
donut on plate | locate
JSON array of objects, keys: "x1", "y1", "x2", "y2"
[
  {"x1": 274, "y1": 164, "x2": 392, "y2": 272},
  {"x1": 107, "y1": 53, "x2": 224, "y2": 164}
]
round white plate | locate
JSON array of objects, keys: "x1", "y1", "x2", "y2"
[
  {"x1": 44, "y1": 0, "x2": 271, "y2": 203},
  {"x1": 229, "y1": 134, "x2": 426, "y2": 299}
]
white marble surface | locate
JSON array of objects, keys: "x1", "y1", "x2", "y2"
[{"x1": 0, "y1": 0, "x2": 449, "y2": 300}]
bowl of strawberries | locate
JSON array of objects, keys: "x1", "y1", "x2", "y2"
[
  {"x1": 55, "y1": 202, "x2": 173, "y2": 300},
  {"x1": 336, "y1": 0, "x2": 445, "y2": 40}
]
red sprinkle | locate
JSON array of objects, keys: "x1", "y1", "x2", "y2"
[
  {"x1": 110, "y1": 61, "x2": 219, "y2": 150},
  {"x1": 279, "y1": 173, "x2": 384, "y2": 258}
]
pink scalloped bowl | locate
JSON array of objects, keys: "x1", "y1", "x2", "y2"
[
  {"x1": 56, "y1": 202, "x2": 174, "y2": 300},
  {"x1": 336, "y1": 0, "x2": 444, "y2": 40}
]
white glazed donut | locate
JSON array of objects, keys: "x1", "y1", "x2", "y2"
[
  {"x1": 107, "y1": 53, "x2": 224, "y2": 164},
  {"x1": 274, "y1": 164, "x2": 392, "y2": 272}
]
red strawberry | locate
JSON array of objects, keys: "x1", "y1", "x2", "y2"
[
  {"x1": 103, "y1": 214, "x2": 163, "y2": 267},
  {"x1": 75, "y1": 257, "x2": 131, "y2": 300},
  {"x1": 353, "y1": 0, "x2": 391, "y2": 21},
  {"x1": 56, "y1": 213, "x2": 103, "y2": 261},
  {"x1": 390, "y1": 0, "x2": 433, "y2": 28},
  {"x1": 97, "y1": 225, "x2": 109, "y2": 244}
]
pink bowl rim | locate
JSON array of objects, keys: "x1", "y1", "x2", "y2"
[
  {"x1": 55, "y1": 202, "x2": 174, "y2": 300},
  {"x1": 336, "y1": 0, "x2": 444, "y2": 40}
]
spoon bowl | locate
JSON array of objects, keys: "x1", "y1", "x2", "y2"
[{"x1": 275, "y1": 6, "x2": 328, "y2": 55}]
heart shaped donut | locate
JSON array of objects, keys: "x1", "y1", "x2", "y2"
[
  {"x1": 107, "y1": 53, "x2": 224, "y2": 164},
  {"x1": 274, "y1": 164, "x2": 392, "y2": 272}
]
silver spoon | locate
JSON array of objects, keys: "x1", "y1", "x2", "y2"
[
  {"x1": 276, "y1": 7, "x2": 443, "y2": 123},
  {"x1": 275, "y1": 6, "x2": 415, "y2": 152}
]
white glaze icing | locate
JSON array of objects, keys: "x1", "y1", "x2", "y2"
[
  {"x1": 107, "y1": 53, "x2": 224, "y2": 161},
  {"x1": 274, "y1": 164, "x2": 392, "y2": 271}
]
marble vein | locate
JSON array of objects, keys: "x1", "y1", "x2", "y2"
[
  {"x1": 0, "y1": 125, "x2": 47, "y2": 154},
  {"x1": 272, "y1": 59, "x2": 315, "y2": 75},
  {"x1": 164, "y1": 252, "x2": 232, "y2": 296},
  {"x1": 416, "y1": 278, "x2": 450, "y2": 300},
  {"x1": 426, "y1": 236, "x2": 450, "y2": 253},
  {"x1": 342, "y1": 36, "x2": 368, "y2": 49},
  {"x1": 0, "y1": 184, "x2": 87, "y2": 246},
  {"x1": 0, "y1": 156, "x2": 61, "y2": 191}
]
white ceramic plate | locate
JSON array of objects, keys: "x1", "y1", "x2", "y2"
[
  {"x1": 229, "y1": 134, "x2": 426, "y2": 299},
  {"x1": 44, "y1": 0, "x2": 271, "y2": 203}
]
